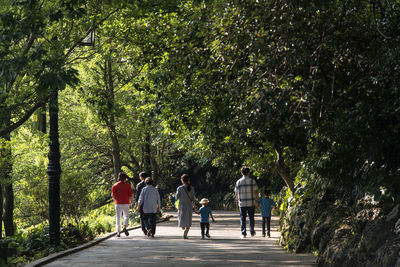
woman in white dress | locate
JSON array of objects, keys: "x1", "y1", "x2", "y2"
[{"x1": 175, "y1": 174, "x2": 196, "y2": 239}]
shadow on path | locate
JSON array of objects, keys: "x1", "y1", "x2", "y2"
[{"x1": 32, "y1": 211, "x2": 316, "y2": 267}]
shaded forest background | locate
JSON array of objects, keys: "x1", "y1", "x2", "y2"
[{"x1": 0, "y1": 0, "x2": 399, "y2": 266}]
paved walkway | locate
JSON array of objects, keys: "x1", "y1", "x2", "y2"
[{"x1": 38, "y1": 211, "x2": 315, "y2": 267}]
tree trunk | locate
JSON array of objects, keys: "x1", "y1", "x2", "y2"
[
  {"x1": 105, "y1": 58, "x2": 121, "y2": 181},
  {"x1": 275, "y1": 146, "x2": 295, "y2": 195},
  {"x1": 0, "y1": 185, "x2": 3, "y2": 239},
  {"x1": 144, "y1": 131, "x2": 152, "y2": 175},
  {"x1": 151, "y1": 149, "x2": 159, "y2": 185},
  {"x1": 3, "y1": 184, "x2": 14, "y2": 236},
  {"x1": 109, "y1": 125, "x2": 121, "y2": 181},
  {"x1": 0, "y1": 114, "x2": 14, "y2": 236}
]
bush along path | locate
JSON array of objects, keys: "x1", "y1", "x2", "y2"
[
  {"x1": 27, "y1": 211, "x2": 315, "y2": 267},
  {"x1": 279, "y1": 192, "x2": 400, "y2": 267}
]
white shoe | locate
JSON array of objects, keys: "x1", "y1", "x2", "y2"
[{"x1": 240, "y1": 234, "x2": 246, "y2": 239}]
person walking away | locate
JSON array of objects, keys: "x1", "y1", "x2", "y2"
[
  {"x1": 138, "y1": 178, "x2": 161, "y2": 238},
  {"x1": 175, "y1": 174, "x2": 197, "y2": 239},
  {"x1": 260, "y1": 189, "x2": 276, "y2": 237},
  {"x1": 156, "y1": 185, "x2": 164, "y2": 209},
  {"x1": 135, "y1": 172, "x2": 148, "y2": 235},
  {"x1": 235, "y1": 166, "x2": 259, "y2": 238},
  {"x1": 195, "y1": 198, "x2": 216, "y2": 239},
  {"x1": 111, "y1": 172, "x2": 133, "y2": 237}
]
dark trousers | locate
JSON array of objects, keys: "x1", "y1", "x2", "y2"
[
  {"x1": 200, "y1": 222, "x2": 210, "y2": 237},
  {"x1": 240, "y1": 206, "x2": 255, "y2": 236},
  {"x1": 143, "y1": 213, "x2": 157, "y2": 236},
  {"x1": 262, "y1": 216, "x2": 271, "y2": 235},
  {"x1": 140, "y1": 207, "x2": 147, "y2": 234}
]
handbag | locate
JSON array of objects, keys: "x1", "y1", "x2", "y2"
[{"x1": 174, "y1": 197, "x2": 180, "y2": 210}]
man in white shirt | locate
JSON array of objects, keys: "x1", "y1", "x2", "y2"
[{"x1": 235, "y1": 166, "x2": 259, "y2": 238}]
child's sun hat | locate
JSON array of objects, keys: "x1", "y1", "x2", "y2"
[{"x1": 199, "y1": 198, "x2": 209, "y2": 204}]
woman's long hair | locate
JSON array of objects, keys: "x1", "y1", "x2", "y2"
[{"x1": 181, "y1": 174, "x2": 191, "y2": 191}]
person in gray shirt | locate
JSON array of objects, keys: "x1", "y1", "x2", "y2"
[
  {"x1": 135, "y1": 172, "x2": 148, "y2": 235},
  {"x1": 138, "y1": 177, "x2": 161, "y2": 237}
]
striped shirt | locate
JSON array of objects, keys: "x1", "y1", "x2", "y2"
[{"x1": 235, "y1": 176, "x2": 258, "y2": 207}]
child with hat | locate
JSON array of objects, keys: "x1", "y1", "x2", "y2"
[{"x1": 196, "y1": 198, "x2": 216, "y2": 239}]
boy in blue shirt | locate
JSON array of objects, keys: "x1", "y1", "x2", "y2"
[
  {"x1": 259, "y1": 190, "x2": 276, "y2": 237},
  {"x1": 196, "y1": 198, "x2": 216, "y2": 239}
]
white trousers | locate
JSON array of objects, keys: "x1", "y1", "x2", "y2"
[{"x1": 115, "y1": 204, "x2": 130, "y2": 232}]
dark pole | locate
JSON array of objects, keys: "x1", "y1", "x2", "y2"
[{"x1": 47, "y1": 88, "x2": 61, "y2": 246}]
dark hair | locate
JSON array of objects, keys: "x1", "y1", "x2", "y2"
[
  {"x1": 241, "y1": 166, "x2": 250, "y2": 176},
  {"x1": 118, "y1": 172, "x2": 129, "y2": 182},
  {"x1": 145, "y1": 177, "x2": 153, "y2": 186},
  {"x1": 181, "y1": 174, "x2": 191, "y2": 192},
  {"x1": 139, "y1": 172, "x2": 147, "y2": 179},
  {"x1": 264, "y1": 189, "x2": 270, "y2": 196}
]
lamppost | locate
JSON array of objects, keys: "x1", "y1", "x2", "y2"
[
  {"x1": 80, "y1": 29, "x2": 95, "y2": 47},
  {"x1": 47, "y1": 29, "x2": 95, "y2": 246},
  {"x1": 47, "y1": 85, "x2": 62, "y2": 246}
]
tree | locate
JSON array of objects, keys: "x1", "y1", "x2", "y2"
[
  {"x1": 0, "y1": 0, "x2": 125, "y2": 245},
  {"x1": 151, "y1": 0, "x2": 400, "y2": 201},
  {"x1": 77, "y1": 3, "x2": 183, "y2": 185}
]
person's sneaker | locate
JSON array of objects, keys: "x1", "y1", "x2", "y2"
[
  {"x1": 202, "y1": 236, "x2": 205, "y2": 240},
  {"x1": 116, "y1": 233, "x2": 121, "y2": 237},
  {"x1": 267, "y1": 233, "x2": 271, "y2": 238},
  {"x1": 240, "y1": 234, "x2": 246, "y2": 239},
  {"x1": 251, "y1": 231, "x2": 256, "y2": 237},
  {"x1": 206, "y1": 233, "x2": 210, "y2": 238},
  {"x1": 147, "y1": 229, "x2": 152, "y2": 237},
  {"x1": 262, "y1": 233, "x2": 266, "y2": 237},
  {"x1": 123, "y1": 228, "x2": 129, "y2": 236}
]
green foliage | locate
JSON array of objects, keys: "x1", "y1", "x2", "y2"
[
  {"x1": 153, "y1": 0, "x2": 399, "y2": 206},
  {"x1": 12, "y1": 126, "x2": 49, "y2": 227},
  {"x1": 5, "y1": 203, "x2": 118, "y2": 265}
]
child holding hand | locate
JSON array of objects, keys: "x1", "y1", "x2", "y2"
[
  {"x1": 260, "y1": 189, "x2": 276, "y2": 237},
  {"x1": 196, "y1": 198, "x2": 216, "y2": 239}
]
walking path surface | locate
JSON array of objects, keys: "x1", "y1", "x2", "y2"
[{"x1": 34, "y1": 211, "x2": 315, "y2": 267}]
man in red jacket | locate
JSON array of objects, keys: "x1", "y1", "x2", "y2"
[{"x1": 112, "y1": 172, "x2": 133, "y2": 237}]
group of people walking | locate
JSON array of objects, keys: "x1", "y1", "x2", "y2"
[
  {"x1": 111, "y1": 166, "x2": 275, "y2": 239},
  {"x1": 111, "y1": 172, "x2": 161, "y2": 238}
]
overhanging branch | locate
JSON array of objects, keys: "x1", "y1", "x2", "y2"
[{"x1": 0, "y1": 99, "x2": 48, "y2": 138}]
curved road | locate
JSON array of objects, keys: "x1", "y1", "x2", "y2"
[{"x1": 34, "y1": 211, "x2": 315, "y2": 267}]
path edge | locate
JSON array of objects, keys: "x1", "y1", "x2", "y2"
[{"x1": 25, "y1": 216, "x2": 172, "y2": 267}]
